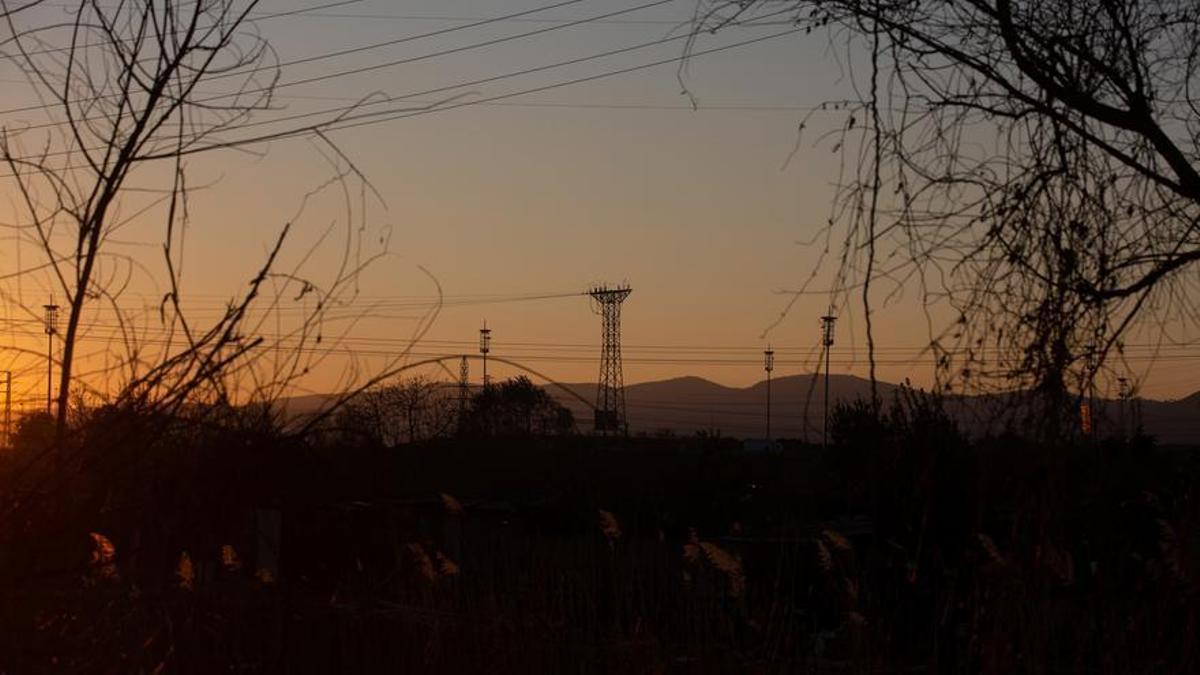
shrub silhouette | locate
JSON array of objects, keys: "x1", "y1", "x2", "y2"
[
  {"x1": 10, "y1": 411, "x2": 56, "y2": 454},
  {"x1": 462, "y1": 376, "x2": 574, "y2": 437}
]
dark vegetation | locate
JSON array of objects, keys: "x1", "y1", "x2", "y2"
[{"x1": 0, "y1": 387, "x2": 1195, "y2": 673}]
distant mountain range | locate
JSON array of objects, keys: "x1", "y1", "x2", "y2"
[
  {"x1": 281, "y1": 374, "x2": 1200, "y2": 445},
  {"x1": 549, "y1": 374, "x2": 892, "y2": 441},
  {"x1": 554, "y1": 374, "x2": 1199, "y2": 445}
]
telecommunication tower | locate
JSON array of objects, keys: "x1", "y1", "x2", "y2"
[
  {"x1": 589, "y1": 284, "x2": 632, "y2": 435},
  {"x1": 820, "y1": 313, "x2": 837, "y2": 449}
]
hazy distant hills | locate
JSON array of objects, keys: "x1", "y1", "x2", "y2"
[
  {"x1": 552, "y1": 374, "x2": 899, "y2": 441},
  {"x1": 280, "y1": 374, "x2": 1199, "y2": 445},
  {"x1": 557, "y1": 374, "x2": 1198, "y2": 445}
]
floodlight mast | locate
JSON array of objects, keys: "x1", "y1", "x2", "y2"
[
  {"x1": 820, "y1": 314, "x2": 837, "y2": 449},
  {"x1": 479, "y1": 321, "x2": 491, "y2": 387},
  {"x1": 43, "y1": 301, "x2": 59, "y2": 415},
  {"x1": 764, "y1": 346, "x2": 775, "y2": 444}
]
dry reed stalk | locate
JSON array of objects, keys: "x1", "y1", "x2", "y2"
[
  {"x1": 599, "y1": 510, "x2": 622, "y2": 544},
  {"x1": 176, "y1": 552, "x2": 195, "y2": 590},
  {"x1": 701, "y1": 542, "x2": 745, "y2": 597},
  {"x1": 440, "y1": 493, "x2": 465, "y2": 517},
  {"x1": 1157, "y1": 519, "x2": 1190, "y2": 585},
  {"x1": 88, "y1": 532, "x2": 118, "y2": 583},
  {"x1": 815, "y1": 540, "x2": 833, "y2": 572},
  {"x1": 822, "y1": 529, "x2": 852, "y2": 552},
  {"x1": 407, "y1": 543, "x2": 437, "y2": 582},
  {"x1": 976, "y1": 533, "x2": 1005, "y2": 567},
  {"x1": 220, "y1": 544, "x2": 241, "y2": 571},
  {"x1": 436, "y1": 551, "x2": 460, "y2": 577}
]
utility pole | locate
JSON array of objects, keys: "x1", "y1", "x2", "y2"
[
  {"x1": 589, "y1": 284, "x2": 632, "y2": 435},
  {"x1": 458, "y1": 355, "x2": 470, "y2": 433},
  {"x1": 1081, "y1": 344, "x2": 1097, "y2": 437},
  {"x1": 43, "y1": 301, "x2": 59, "y2": 416},
  {"x1": 820, "y1": 314, "x2": 837, "y2": 449},
  {"x1": 1130, "y1": 381, "x2": 1142, "y2": 433},
  {"x1": 479, "y1": 321, "x2": 491, "y2": 388},
  {"x1": 1, "y1": 371, "x2": 10, "y2": 447},
  {"x1": 1117, "y1": 376, "x2": 1130, "y2": 440},
  {"x1": 763, "y1": 346, "x2": 774, "y2": 446}
]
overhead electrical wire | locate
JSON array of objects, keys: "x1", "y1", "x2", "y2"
[
  {"x1": 0, "y1": 6, "x2": 801, "y2": 165},
  {"x1": 0, "y1": 0, "x2": 377, "y2": 64},
  {"x1": 0, "y1": 0, "x2": 592, "y2": 118},
  {"x1": 0, "y1": 0, "x2": 651, "y2": 122},
  {"x1": 275, "y1": 13, "x2": 690, "y2": 25},
  {"x1": 155, "y1": 27, "x2": 805, "y2": 159},
  {"x1": 0, "y1": 311, "x2": 1195, "y2": 358},
  {"x1": 0, "y1": 321, "x2": 1195, "y2": 367},
  {"x1": 186, "y1": 19, "x2": 790, "y2": 135}
]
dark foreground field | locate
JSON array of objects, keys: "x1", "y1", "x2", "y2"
[{"x1": 0, "y1": 402, "x2": 1196, "y2": 673}]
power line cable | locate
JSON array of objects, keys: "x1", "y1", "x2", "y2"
[
  {"x1": 4, "y1": 328, "x2": 1196, "y2": 367},
  {"x1": 0, "y1": 0, "x2": 375, "y2": 61},
  {"x1": 0, "y1": 1, "x2": 799, "y2": 156},
  {"x1": 0, "y1": 0, "x2": 594, "y2": 118},
  {"x1": 0, "y1": 0, "x2": 715, "y2": 167},
  {"x1": 156, "y1": 27, "x2": 805, "y2": 159},
  {"x1": 0, "y1": 312, "x2": 1195, "y2": 356},
  {"x1": 0, "y1": 24, "x2": 801, "y2": 172}
]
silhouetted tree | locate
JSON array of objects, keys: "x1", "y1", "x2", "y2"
[
  {"x1": 0, "y1": 1, "x2": 394, "y2": 435},
  {"x1": 335, "y1": 376, "x2": 455, "y2": 446},
  {"x1": 693, "y1": 0, "x2": 1200, "y2": 429},
  {"x1": 0, "y1": 2, "x2": 428, "y2": 603},
  {"x1": 9, "y1": 411, "x2": 55, "y2": 454},
  {"x1": 463, "y1": 377, "x2": 575, "y2": 437}
]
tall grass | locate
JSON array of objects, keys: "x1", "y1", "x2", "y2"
[{"x1": 0, "y1": 399, "x2": 1195, "y2": 673}]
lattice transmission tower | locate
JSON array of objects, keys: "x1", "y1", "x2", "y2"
[{"x1": 589, "y1": 284, "x2": 632, "y2": 435}]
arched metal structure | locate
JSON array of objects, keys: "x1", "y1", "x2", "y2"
[{"x1": 303, "y1": 353, "x2": 597, "y2": 435}]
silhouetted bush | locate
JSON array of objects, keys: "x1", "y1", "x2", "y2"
[
  {"x1": 461, "y1": 376, "x2": 575, "y2": 437},
  {"x1": 9, "y1": 411, "x2": 55, "y2": 454},
  {"x1": 0, "y1": 397, "x2": 1194, "y2": 673}
]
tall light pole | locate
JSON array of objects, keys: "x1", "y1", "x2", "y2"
[
  {"x1": 479, "y1": 321, "x2": 491, "y2": 388},
  {"x1": 1081, "y1": 343, "x2": 1097, "y2": 437},
  {"x1": 1, "y1": 370, "x2": 10, "y2": 447},
  {"x1": 458, "y1": 355, "x2": 470, "y2": 432},
  {"x1": 820, "y1": 314, "x2": 837, "y2": 449},
  {"x1": 1118, "y1": 376, "x2": 1132, "y2": 440},
  {"x1": 43, "y1": 301, "x2": 59, "y2": 416},
  {"x1": 763, "y1": 346, "x2": 774, "y2": 445}
]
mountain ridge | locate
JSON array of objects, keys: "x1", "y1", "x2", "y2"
[{"x1": 279, "y1": 375, "x2": 1199, "y2": 444}]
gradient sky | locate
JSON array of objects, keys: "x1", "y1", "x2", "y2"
[{"x1": 0, "y1": 0, "x2": 1196, "y2": 409}]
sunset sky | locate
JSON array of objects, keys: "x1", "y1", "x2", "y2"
[{"x1": 0, "y1": 0, "x2": 1195, "y2": 410}]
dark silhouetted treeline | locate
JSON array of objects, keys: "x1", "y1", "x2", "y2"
[{"x1": 0, "y1": 388, "x2": 1195, "y2": 673}]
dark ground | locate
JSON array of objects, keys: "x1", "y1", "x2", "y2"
[{"x1": 0, "y1": 402, "x2": 1196, "y2": 674}]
